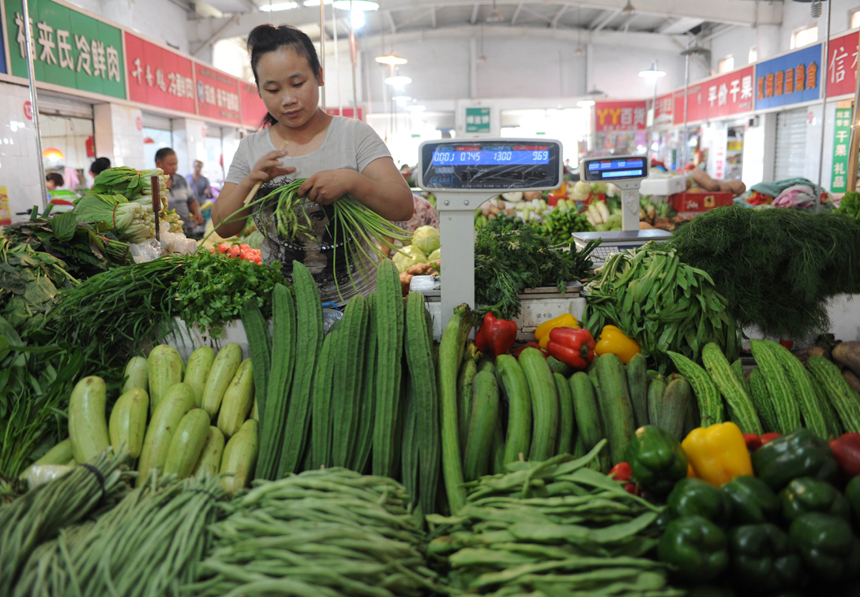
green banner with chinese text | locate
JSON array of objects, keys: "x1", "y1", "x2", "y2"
[
  {"x1": 4, "y1": 0, "x2": 125, "y2": 99},
  {"x1": 831, "y1": 108, "x2": 851, "y2": 193}
]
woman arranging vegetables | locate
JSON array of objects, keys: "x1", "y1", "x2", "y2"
[{"x1": 212, "y1": 25, "x2": 413, "y2": 303}]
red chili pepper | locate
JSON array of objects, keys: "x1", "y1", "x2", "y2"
[
  {"x1": 623, "y1": 483, "x2": 638, "y2": 495},
  {"x1": 779, "y1": 340, "x2": 794, "y2": 350},
  {"x1": 743, "y1": 434, "x2": 763, "y2": 452},
  {"x1": 546, "y1": 328, "x2": 595, "y2": 370},
  {"x1": 760, "y1": 432, "x2": 782, "y2": 445},
  {"x1": 829, "y1": 433, "x2": 860, "y2": 477},
  {"x1": 474, "y1": 312, "x2": 518, "y2": 358},
  {"x1": 609, "y1": 462, "x2": 632, "y2": 482},
  {"x1": 513, "y1": 342, "x2": 548, "y2": 359}
]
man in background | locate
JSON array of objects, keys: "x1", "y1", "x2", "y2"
[
  {"x1": 155, "y1": 148, "x2": 204, "y2": 233},
  {"x1": 186, "y1": 159, "x2": 213, "y2": 204},
  {"x1": 90, "y1": 157, "x2": 111, "y2": 180}
]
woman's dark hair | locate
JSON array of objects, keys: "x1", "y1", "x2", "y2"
[
  {"x1": 247, "y1": 25, "x2": 321, "y2": 127},
  {"x1": 46, "y1": 172, "x2": 64, "y2": 187}
]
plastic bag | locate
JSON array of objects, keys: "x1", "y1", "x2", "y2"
[{"x1": 26, "y1": 464, "x2": 74, "y2": 488}]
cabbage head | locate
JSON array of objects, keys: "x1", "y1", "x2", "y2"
[
  {"x1": 427, "y1": 248, "x2": 441, "y2": 262},
  {"x1": 392, "y1": 245, "x2": 427, "y2": 273},
  {"x1": 412, "y1": 225, "x2": 440, "y2": 255}
]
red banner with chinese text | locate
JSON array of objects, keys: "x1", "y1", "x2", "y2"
[
  {"x1": 194, "y1": 63, "x2": 241, "y2": 124},
  {"x1": 240, "y1": 81, "x2": 268, "y2": 128},
  {"x1": 594, "y1": 101, "x2": 647, "y2": 132},
  {"x1": 672, "y1": 66, "x2": 754, "y2": 124},
  {"x1": 827, "y1": 31, "x2": 859, "y2": 98},
  {"x1": 124, "y1": 32, "x2": 195, "y2": 114}
]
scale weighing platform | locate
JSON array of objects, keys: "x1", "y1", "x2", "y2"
[{"x1": 414, "y1": 137, "x2": 567, "y2": 330}]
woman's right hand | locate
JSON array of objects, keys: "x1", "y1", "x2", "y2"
[{"x1": 247, "y1": 150, "x2": 296, "y2": 184}]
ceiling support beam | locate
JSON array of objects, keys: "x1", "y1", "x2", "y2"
[
  {"x1": 431, "y1": 6, "x2": 437, "y2": 28},
  {"x1": 470, "y1": 4, "x2": 480, "y2": 25},
  {"x1": 510, "y1": 3, "x2": 523, "y2": 25},
  {"x1": 191, "y1": 13, "x2": 238, "y2": 58},
  {"x1": 550, "y1": 5, "x2": 568, "y2": 29},
  {"x1": 384, "y1": 10, "x2": 397, "y2": 34},
  {"x1": 591, "y1": 10, "x2": 619, "y2": 32}
]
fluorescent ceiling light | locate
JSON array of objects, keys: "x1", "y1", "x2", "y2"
[
  {"x1": 393, "y1": 95, "x2": 412, "y2": 103},
  {"x1": 302, "y1": 0, "x2": 332, "y2": 5},
  {"x1": 406, "y1": 104, "x2": 426, "y2": 112},
  {"x1": 351, "y1": 9, "x2": 365, "y2": 28},
  {"x1": 638, "y1": 68, "x2": 666, "y2": 79},
  {"x1": 260, "y1": 1, "x2": 298, "y2": 11},
  {"x1": 375, "y1": 53, "x2": 408, "y2": 66},
  {"x1": 577, "y1": 99, "x2": 595, "y2": 108},
  {"x1": 385, "y1": 75, "x2": 412, "y2": 88},
  {"x1": 332, "y1": 0, "x2": 379, "y2": 10}
]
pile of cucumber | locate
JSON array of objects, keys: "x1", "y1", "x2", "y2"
[{"x1": 62, "y1": 340, "x2": 258, "y2": 494}]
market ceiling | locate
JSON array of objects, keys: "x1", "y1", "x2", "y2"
[{"x1": 188, "y1": 0, "x2": 782, "y2": 56}]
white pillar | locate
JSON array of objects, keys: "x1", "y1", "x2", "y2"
[
  {"x1": 171, "y1": 118, "x2": 208, "y2": 177},
  {"x1": 93, "y1": 103, "x2": 145, "y2": 170}
]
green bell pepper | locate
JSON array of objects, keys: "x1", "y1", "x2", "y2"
[
  {"x1": 751, "y1": 428, "x2": 838, "y2": 492},
  {"x1": 658, "y1": 515, "x2": 729, "y2": 582},
  {"x1": 667, "y1": 478, "x2": 733, "y2": 526},
  {"x1": 727, "y1": 523, "x2": 803, "y2": 592},
  {"x1": 625, "y1": 425, "x2": 689, "y2": 496},
  {"x1": 847, "y1": 476, "x2": 860, "y2": 528},
  {"x1": 721, "y1": 476, "x2": 779, "y2": 525},
  {"x1": 789, "y1": 512, "x2": 860, "y2": 584},
  {"x1": 778, "y1": 477, "x2": 851, "y2": 522}
]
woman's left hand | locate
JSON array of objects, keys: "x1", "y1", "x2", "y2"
[{"x1": 298, "y1": 169, "x2": 358, "y2": 206}]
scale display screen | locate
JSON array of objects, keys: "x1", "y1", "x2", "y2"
[
  {"x1": 418, "y1": 139, "x2": 562, "y2": 191},
  {"x1": 581, "y1": 156, "x2": 648, "y2": 182}
]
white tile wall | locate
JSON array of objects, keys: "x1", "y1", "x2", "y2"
[
  {"x1": 171, "y1": 118, "x2": 208, "y2": 177},
  {"x1": 0, "y1": 82, "x2": 46, "y2": 220},
  {"x1": 93, "y1": 103, "x2": 146, "y2": 172}
]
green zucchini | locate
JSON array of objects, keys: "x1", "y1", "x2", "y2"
[
  {"x1": 108, "y1": 387, "x2": 149, "y2": 458},
  {"x1": 595, "y1": 354, "x2": 636, "y2": 465},
  {"x1": 164, "y1": 408, "x2": 210, "y2": 479},
  {"x1": 201, "y1": 343, "x2": 243, "y2": 418},
  {"x1": 437, "y1": 303, "x2": 472, "y2": 513},
  {"x1": 121, "y1": 356, "x2": 149, "y2": 394},
  {"x1": 221, "y1": 419, "x2": 258, "y2": 494},
  {"x1": 216, "y1": 359, "x2": 255, "y2": 439},
  {"x1": 463, "y1": 371, "x2": 500, "y2": 482},
  {"x1": 520, "y1": 347, "x2": 559, "y2": 462},
  {"x1": 660, "y1": 378, "x2": 692, "y2": 441},
  {"x1": 137, "y1": 383, "x2": 196, "y2": 485},
  {"x1": 193, "y1": 426, "x2": 226, "y2": 477},
  {"x1": 147, "y1": 345, "x2": 183, "y2": 415},
  {"x1": 626, "y1": 353, "x2": 649, "y2": 428},
  {"x1": 647, "y1": 378, "x2": 667, "y2": 426},
  {"x1": 184, "y1": 346, "x2": 215, "y2": 406},
  {"x1": 554, "y1": 372, "x2": 575, "y2": 456},
  {"x1": 496, "y1": 353, "x2": 532, "y2": 467},
  {"x1": 68, "y1": 376, "x2": 110, "y2": 464},
  {"x1": 20, "y1": 439, "x2": 73, "y2": 480},
  {"x1": 570, "y1": 372, "x2": 604, "y2": 451},
  {"x1": 546, "y1": 355, "x2": 573, "y2": 377}
]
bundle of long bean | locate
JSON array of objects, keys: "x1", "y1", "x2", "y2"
[
  {"x1": 12, "y1": 472, "x2": 229, "y2": 597},
  {"x1": 426, "y1": 441, "x2": 682, "y2": 596},
  {"x1": 183, "y1": 468, "x2": 440, "y2": 597},
  {"x1": 0, "y1": 449, "x2": 128, "y2": 594}
]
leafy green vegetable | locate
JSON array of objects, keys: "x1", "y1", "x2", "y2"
[
  {"x1": 475, "y1": 225, "x2": 598, "y2": 319},
  {"x1": 668, "y1": 207, "x2": 860, "y2": 341},
  {"x1": 837, "y1": 191, "x2": 860, "y2": 220},
  {"x1": 542, "y1": 208, "x2": 594, "y2": 244}
]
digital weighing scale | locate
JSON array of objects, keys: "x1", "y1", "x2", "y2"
[
  {"x1": 415, "y1": 138, "x2": 564, "y2": 329},
  {"x1": 575, "y1": 155, "x2": 671, "y2": 265}
]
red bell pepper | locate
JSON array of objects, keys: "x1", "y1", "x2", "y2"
[
  {"x1": 474, "y1": 312, "x2": 518, "y2": 357},
  {"x1": 829, "y1": 433, "x2": 860, "y2": 477},
  {"x1": 546, "y1": 328, "x2": 595, "y2": 370},
  {"x1": 743, "y1": 434, "x2": 763, "y2": 452},
  {"x1": 760, "y1": 433, "x2": 782, "y2": 445},
  {"x1": 513, "y1": 342, "x2": 547, "y2": 359}
]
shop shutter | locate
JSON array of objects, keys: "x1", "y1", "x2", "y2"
[
  {"x1": 142, "y1": 113, "x2": 173, "y2": 131},
  {"x1": 774, "y1": 109, "x2": 807, "y2": 181},
  {"x1": 37, "y1": 95, "x2": 93, "y2": 120}
]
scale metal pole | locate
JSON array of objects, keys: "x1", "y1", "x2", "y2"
[
  {"x1": 319, "y1": 0, "x2": 326, "y2": 110},
  {"x1": 848, "y1": 32, "x2": 860, "y2": 191},
  {"x1": 333, "y1": 7, "x2": 342, "y2": 116},
  {"x1": 682, "y1": 48, "x2": 690, "y2": 174},
  {"x1": 350, "y1": 0, "x2": 359, "y2": 117},
  {"x1": 21, "y1": 0, "x2": 48, "y2": 211}
]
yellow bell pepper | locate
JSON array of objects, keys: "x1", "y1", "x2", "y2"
[
  {"x1": 681, "y1": 422, "x2": 754, "y2": 487},
  {"x1": 535, "y1": 313, "x2": 579, "y2": 349},
  {"x1": 594, "y1": 325, "x2": 641, "y2": 364}
]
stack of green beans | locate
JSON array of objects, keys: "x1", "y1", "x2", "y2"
[
  {"x1": 12, "y1": 473, "x2": 229, "y2": 597},
  {"x1": 426, "y1": 441, "x2": 683, "y2": 596},
  {"x1": 0, "y1": 449, "x2": 129, "y2": 594},
  {"x1": 183, "y1": 468, "x2": 441, "y2": 597}
]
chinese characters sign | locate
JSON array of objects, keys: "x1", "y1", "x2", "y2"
[
  {"x1": 755, "y1": 43, "x2": 822, "y2": 110},
  {"x1": 831, "y1": 107, "x2": 852, "y2": 192},
  {"x1": 672, "y1": 67, "x2": 754, "y2": 124},
  {"x1": 826, "y1": 31, "x2": 859, "y2": 98},
  {"x1": 124, "y1": 32, "x2": 195, "y2": 114},
  {"x1": 4, "y1": 0, "x2": 125, "y2": 98},
  {"x1": 240, "y1": 81, "x2": 268, "y2": 127},
  {"x1": 195, "y1": 63, "x2": 240, "y2": 124},
  {"x1": 654, "y1": 92, "x2": 674, "y2": 127},
  {"x1": 594, "y1": 101, "x2": 647, "y2": 132},
  {"x1": 466, "y1": 107, "x2": 491, "y2": 133}
]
